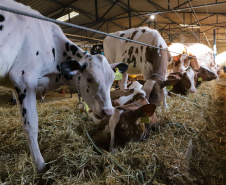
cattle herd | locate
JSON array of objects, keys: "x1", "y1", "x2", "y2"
[{"x1": 0, "y1": 0, "x2": 222, "y2": 173}]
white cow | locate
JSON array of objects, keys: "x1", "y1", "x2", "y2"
[
  {"x1": 0, "y1": 0, "x2": 127, "y2": 173},
  {"x1": 185, "y1": 43, "x2": 220, "y2": 76},
  {"x1": 215, "y1": 52, "x2": 226, "y2": 68},
  {"x1": 104, "y1": 27, "x2": 173, "y2": 108}
]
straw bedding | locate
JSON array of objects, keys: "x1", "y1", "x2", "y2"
[{"x1": 0, "y1": 81, "x2": 225, "y2": 185}]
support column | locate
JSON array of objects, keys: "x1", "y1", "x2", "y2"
[
  {"x1": 95, "y1": 0, "x2": 98, "y2": 21},
  {"x1": 128, "y1": 0, "x2": 131, "y2": 28},
  {"x1": 213, "y1": 29, "x2": 217, "y2": 60}
]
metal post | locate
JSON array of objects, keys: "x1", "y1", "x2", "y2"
[
  {"x1": 128, "y1": 0, "x2": 131, "y2": 28},
  {"x1": 95, "y1": 0, "x2": 98, "y2": 21},
  {"x1": 183, "y1": 13, "x2": 185, "y2": 23},
  {"x1": 213, "y1": 29, "x2": 217, "y2": 60}
]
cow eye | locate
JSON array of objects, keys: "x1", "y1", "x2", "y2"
[
  {"x1": 152, "y1": 93, "x2": 158, "y2": 98},
  {"x1": 87, "y1": 78, "x2": 92, "y2": 83}
]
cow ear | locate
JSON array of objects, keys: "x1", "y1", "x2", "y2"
[
  {"x1": 110, "y1": 63, "x2": 128, "y2": 74},
  {"x1": 197, "y1": 73, "x2": 208, "y2": 81},
  {"x1": 60, "y1": 60, "x2": 87, "y2": 80},
  {"x1": 160, "y1": 79, "x2": 179, "y2": 89},
  {"x1": 169, "y1": 72, "x2": 183, "y2": 78},
  {"x1": 199, "y1": 66, "x2": 217, "y2": 80},
  {"x1": 137, "y1": 80, "x2": 145, "y2": 85},
  {"x1": 137, "y1": 104, "x2": 156, "y2": 117},
  {"x1": 167, "y1": 75, "x2": 177, "y2": 80}
]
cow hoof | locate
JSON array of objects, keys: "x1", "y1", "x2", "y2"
[
  {"x1": 110, "y1": 148, "x2": 116, "y2": 154},
  {"x1": 37, "y1": 162, "x2": 47, "y2": 174}
]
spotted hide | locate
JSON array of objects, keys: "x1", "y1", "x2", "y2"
[
  {"x1": 0, "y1": 0, "x2": 128, "y2": 173},
  {"x1": 103, "y1": 27, "x2": 171, "y2": 107}
]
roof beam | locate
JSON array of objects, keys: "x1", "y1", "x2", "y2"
[
  {"x1": 48, "y1": 0, "x2": 127, "y2": 31},
  {"x1": 99, "y1": 0, "x2": 119, "y2": 21},
  {"x1": 145, "y1": 0, "x2": 182, "y2": 32},
  {"x1": 110, "y1": 1, "x2": 226, "y2": 20},
  {"x1": 105, "y1": 0, "x2": 168, "y2": 34},
  {"x1": 189, "y1": 14, "x2": 216, "y2": 25},
  {"x1": 173, "y1": 0, "x2": 193, "y2": 9},
  {"x1": 47, "y1": 0, "x2": 95, "y2": 21}
]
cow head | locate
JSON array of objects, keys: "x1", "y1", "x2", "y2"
[
  {"x1": 169, "y1": 68, "x2": 198, "y2": 93},
  {"x1": 172, "y1": 54, "x2": 193, "y2": 73},
  {"x1": 60, "y1": 55, "x2": 128, "y2": 119},
  {"x1": 114, "y1": 104, "x2": 156, "y2": 148},
  {"x1": 198, "y1": 65, "x2": 218, "y2": 81},
  {"x1": 140, "y1": 78, "x2": 179, "y2": 106},
  {"x1": 89, "y1": 103, "x2": 156, "y2": 151}
]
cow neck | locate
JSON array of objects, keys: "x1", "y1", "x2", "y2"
[
  {"x1": 130, "y1": 95, "x2": 149, "y2": 109},
  {"x1": 151, "y1": 73, "x2": 164, "y2": 80},
  {"x1": 181, "y1": 77, "x2": 189, "y2": 92},
  {"x1": 173, "y1": 77, "x2": 188, "y2": 95},
  {"x1": 133, "y1": 102, "x2": 141, "y2": 107},
  {"x1": 76, "y1": 74, "x2": 82, "y2": 102}
]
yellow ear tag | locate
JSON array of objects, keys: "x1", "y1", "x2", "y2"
[
  {"x1": 140, "y1": 115, "x2": 150, "y2": 123},
  {"x1": 166, "y1": 85, "x2": 173, "y2": 90},
  {"x1": 198, "y1": 77, "x2": 202, "y2": 81},
  {"x1": 84, "y1": 102, "x2": 90, "y2": 112},
  {"x1": 114, "y1": 68, "x2": 122, "y2": 80}
]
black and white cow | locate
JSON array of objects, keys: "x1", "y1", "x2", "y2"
[
  {"x1": 103, "y1": 27, "x2": 172, "y2": 108},
  {"x1": 0, "y1": 0, "x2": 127, "y2": 173}
]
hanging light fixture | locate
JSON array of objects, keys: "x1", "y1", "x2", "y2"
[{"x1": 150, "y1": 14, "x2": 155, "y2": 20}]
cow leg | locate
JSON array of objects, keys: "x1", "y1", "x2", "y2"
[
  {"x1": 119, "y1": 73, "x2": 128, "y2": 90},
  {"x1": 108, "y1": 109, "x2": 123, "y2": 151},
  {"x1": 163, "y1": 87, "x2": 168, "y2": 109},
  {"x1": 9, "y1": 71, "x2": 46, "y2": 173}
]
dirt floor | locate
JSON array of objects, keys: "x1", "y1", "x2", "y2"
[{"x1": 0, "y1": 80, "x2": 225, "y2": 184}]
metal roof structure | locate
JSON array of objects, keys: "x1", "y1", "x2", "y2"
[{"x1": 15, "y1": 0, "x2": 226, "y2": 52}]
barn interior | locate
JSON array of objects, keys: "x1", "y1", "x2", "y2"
[
  {"x1": 0, "y1": 0, "x2": 226, "y2": 184},
  {"x1": 14, "y1": 0, "x2": 226, "y2": 55}
]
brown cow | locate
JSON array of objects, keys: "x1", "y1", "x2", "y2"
[
  {"x1": 88, "y1": 80, "x2": 177, "y2": 151},
  {"x1": 167, "y1": 68, "x2": 207, "y2": 94},
  {"x1": 89, "y1": 95, "x2": 156, "y2": 151}
]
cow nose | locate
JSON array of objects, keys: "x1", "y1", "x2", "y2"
[
  {"x1": 102, "y1": 107, "x2": 114, "y2": 116},
  {"x1": 190, "y1": 88, "x2": 196, "y2": 93}
]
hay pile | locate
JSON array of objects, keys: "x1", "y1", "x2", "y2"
[{"x1": 0, "y1": 81, "x2": 225, "y2": 184}]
